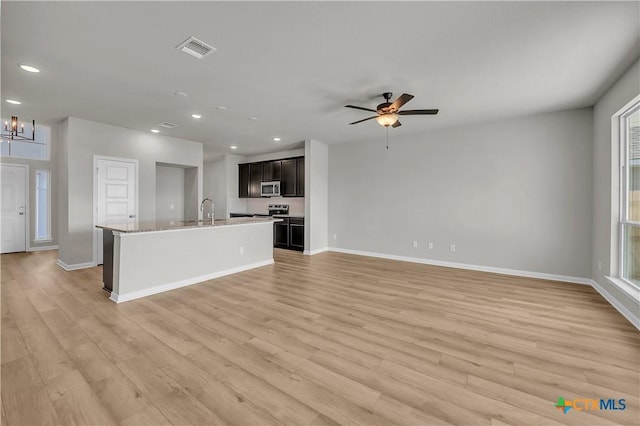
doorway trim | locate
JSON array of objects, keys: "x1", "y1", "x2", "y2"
[
  {"x1": 0, "y1": 163, "x2": 30, "y2": 254},
  {"x1": 93, "y1": 155, "x2": 139, "y2": 266}
]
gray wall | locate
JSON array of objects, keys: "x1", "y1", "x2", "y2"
[
  {"x1": 1, "y1": 121, "x2": 59, "y2": 249},
  {"x1": 329, "y1": 108, "x2": 593, "y2": 279},
  {"x1": 155, "y1": 164, "x2": 185, "y2": 222},
  {"x1": 592, "y1": 59, "x2": 640, "y2": 315},
  {"x1": 305, "y1": 139, "x2": 328, "y2": 254},
  {"x1": 202, "y1": 154, "x2": 248, "y2": 220},
  {"x1": 58, "y1": 120, "x2": 70, "y2": 260},
  {"x1": 184, "y1": 167, "x2": 199, "y2": 221},
  {"x1": 58, "y1": 117, "x2": 203, "y2": 266},
  {"x1": 225, "y1": 154, "x2": 247, "y2": 216},
  {"x1": 203, "y1": 158, "x2": 227, "y2": 219}
]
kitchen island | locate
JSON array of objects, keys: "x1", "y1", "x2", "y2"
[{"x1": 97, "y1": 217, "x2": 278, "y2": 303}]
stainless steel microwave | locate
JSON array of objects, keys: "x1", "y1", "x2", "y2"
[{"x1": 261, "y1": 181, "x2": 281, "y2": 197}]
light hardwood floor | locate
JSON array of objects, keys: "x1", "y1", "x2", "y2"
[{"x1": 1, "y1": 249, "x2": 638, "y2": 426}]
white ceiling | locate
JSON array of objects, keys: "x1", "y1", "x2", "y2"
[{"x1": 2, "y1": 1, "x2": 638, "y2": 160}]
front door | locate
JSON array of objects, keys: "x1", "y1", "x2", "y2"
[
  {"x1": 1, "y1": 164, "x2": 27, "y2": 253},
  {"x1": 95, "y1": 158, "x2": 136, "y2": 264}
]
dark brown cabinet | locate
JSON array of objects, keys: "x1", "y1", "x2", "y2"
[
  {"x1": 238, "y1": 156, "x2": 303, "y2": 198},
  {"x1": 271, "y1": 160, "x2": 281, "y2": 181},
  {"x1": 263, "y1": 160, "x2": 281, "y2": 182},
  {"x1": 274, "y1": 218, "x2": 289, "y2": 248},
  {"x1": 249, "y1": 163, "x2": 263, "y2": 198},
  {"x1": 238, "y1": 163, "x2": 250, "y2": 198},
  {"x1": 296, "y1": 157, "x2": 304, "y2": 196},
  {"x1": 262, "y1": 162, "x2": 273, "y2": 182},
  {"x1": 273, "y1": 217, "x2": 304, "y2": 251},
  {"x1": 281, "y1": 159, "x2": 297, "y2": 196},
  {"x1": 289, "y1": 218, "x2": 304, "y2": 251}
]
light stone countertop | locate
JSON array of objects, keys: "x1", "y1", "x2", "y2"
[
  {"x1": 96, "y1": 217, "x2": 280, "y2": 233},
  {"x1": 230, "y1": 212, "x2": 304, "y2": 219}
]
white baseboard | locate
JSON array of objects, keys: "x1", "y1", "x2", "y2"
[
  {"x1": 110, "y1": 258, "x2": 274, "y2": 303},
  {"x1": 28, "y1": 245, "x2": 58, "y2": 252},
  {"x1": 303, "y1": 247, "x2": 329, "y2": 256},
  {"x1": 328, "y1": 247, "x2": 592, "y2": 285},
  {"x1": 56, "y1": 259, "x2": 96, "y2": 271},
  {"x1": 591, "y1": 279, "x2": 640, "y2": 331}
]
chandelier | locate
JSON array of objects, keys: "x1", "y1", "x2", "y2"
[{"x1": 2, "y1": 116, "x2": 36, "y2": 141}]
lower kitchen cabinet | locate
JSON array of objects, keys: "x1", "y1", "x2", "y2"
[
  {"x1": 274, "y1": 219, "x2": 289, "y2": 249},
  {"x1": 289, "y1": 218, "x2": 304, "y2": 251},
  {"x1": 273, "y1": 217, "x2": 304, "y2": 251}
]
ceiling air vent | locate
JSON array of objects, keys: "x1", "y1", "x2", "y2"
[
  {"x1": 158, "y1": 122, "x2": 178, "y2": 129},
  {"x1": 176, "y1": 36, "x2": 216, "y2": 59}
]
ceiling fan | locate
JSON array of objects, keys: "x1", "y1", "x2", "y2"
[{"x1": 345, "y1": 92, "x2": 438, "y2": 128}]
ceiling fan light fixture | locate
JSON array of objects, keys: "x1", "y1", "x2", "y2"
[{"x1": 376, "y1": 113, "x2": 398, "y2": 127}]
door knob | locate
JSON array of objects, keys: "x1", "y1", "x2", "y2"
[
  {"x1": 18, "y1": 212, "x2": 24, "y2": 215},
  {"x1": 129, "y1": 214, "x2": 136, "y2": 218}
]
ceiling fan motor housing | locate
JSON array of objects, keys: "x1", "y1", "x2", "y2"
[{"x1": 377, "y1": 102, "x2": 392, "y2": 113}]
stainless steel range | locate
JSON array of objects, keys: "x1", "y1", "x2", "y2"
[{"x1": 268, "y1": 204, "x2": 289, "y2": 216}]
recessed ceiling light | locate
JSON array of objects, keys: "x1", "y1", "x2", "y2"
[
  {"x1": 273, "y1": 137, "x2": 281, "y2": 142},
  {"x1": 191, "y1": 114, "x2": 202, "y2": 119},
  {"x1": 216, "y1": 106, "x2": 227, "y2": 111},
  {"x1": 19, "y1": 64, "x2": 40, "y2": 73},
  {"x1": 151, "y1": 129, "x2": 160, "y2": 133},
  {"x1": 175, "y1": 91, "x2": 188, "y2": 97},
  {"x1": 6, "y1": 99, "x2": 21, "y2": 105},
  {"x1": 248, "y1": 117, "x2": 258, "y2": 121},
  {"x1": 230, "y1": 145, "x2": 237, "y2": 150}
]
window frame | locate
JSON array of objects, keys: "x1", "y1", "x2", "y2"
[
  {"x1": 0, "y1": 120, "x2": 51, "y2": 161},
  {"x1": 619, "y1": 100, "x2": 640, "y2": 288},
  {"x1": 34, "y1": 168, "x2": 52, "y2": 242}
]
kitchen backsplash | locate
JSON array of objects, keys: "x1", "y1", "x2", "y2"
[{"x1": 246, "y1": 197, "x2": 305, "y2": 216}]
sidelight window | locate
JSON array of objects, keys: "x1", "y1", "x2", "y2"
[
  {"x1": 35, "y1": 169, "x2": 51, "y2": 241},
  {"x1": 620, "y1": 101, "x2": 640, "y2": 287}
]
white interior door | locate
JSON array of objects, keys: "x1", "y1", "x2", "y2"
[
  {"x1": 95, "y1": 158, "x2": 136, "y2": 264},
  {"x1": 1, "y1": 164, "x2": 28, "y2": 253}
]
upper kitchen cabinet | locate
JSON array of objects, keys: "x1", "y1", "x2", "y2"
[
  {"x1": 272, "y1": 160, "x2": 282, "y2": 181},
  {"x1": 249, "y1": 162, "x2": 263, "y2": 198},
  {"x1": 296, "y1": 157, "x2": 304, "y2": 197},
  {"x1": 263, "y1": 161, "x2": 273, "y2": 182},
  {"x1": 238, "y1": 163, "x2": 250, "y2": 198},
  {"x1": 262, "y1": 160, "x2": 281, "y2": 182},
  {"x1": 281, "y1": 159, "x2": 297, "y2": 196},
  {"x1": 238, "y1": 156, "x2": 304, "y2": 198}
]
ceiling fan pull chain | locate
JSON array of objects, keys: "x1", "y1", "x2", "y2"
[{"x1": 386, "y1": 126, "x2": 389, "y2": 150}]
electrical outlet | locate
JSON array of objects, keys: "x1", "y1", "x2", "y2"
[
  {"x1": 239, "y1": 246, "x2": 244, "y2": 254},
  {"x1": 169, "y1": 203, "x2": 175, "y2": 210},
  {"x1": 428, "y1": 242, "x2": 433, "y2": 250},
  {"x1": 598, "y1": 260, "x2": 602, "y2": 271},
  {"x1": 412, "y1": 241, "x2": 418, "y2": 248},
  {"x1": 450, "y1": 244, "x2": 456, "y2": 252},
  {"x1": 333, "y1": 234, "x2": 337, "y2": 240}
]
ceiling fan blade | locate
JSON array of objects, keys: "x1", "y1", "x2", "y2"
[
  {"x1": 392, "y1": 120, "x2": 402, "y2": 128},
  {"x1": 398, "y1": 109, "x2": 439, "y2": 115},
  {"x1": 389, "y1": 93, "x2": 414, "y2": 112},
  {"x1": 345, "y1": 105, "x2": 377, "y2": 113},
  {"x1": 349, "y1": 116, "x2": 378, "y2": 125}
]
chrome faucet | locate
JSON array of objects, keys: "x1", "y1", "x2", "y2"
[{"x1": 200, "y1": 198, "x2": 214, "y2": 222}]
